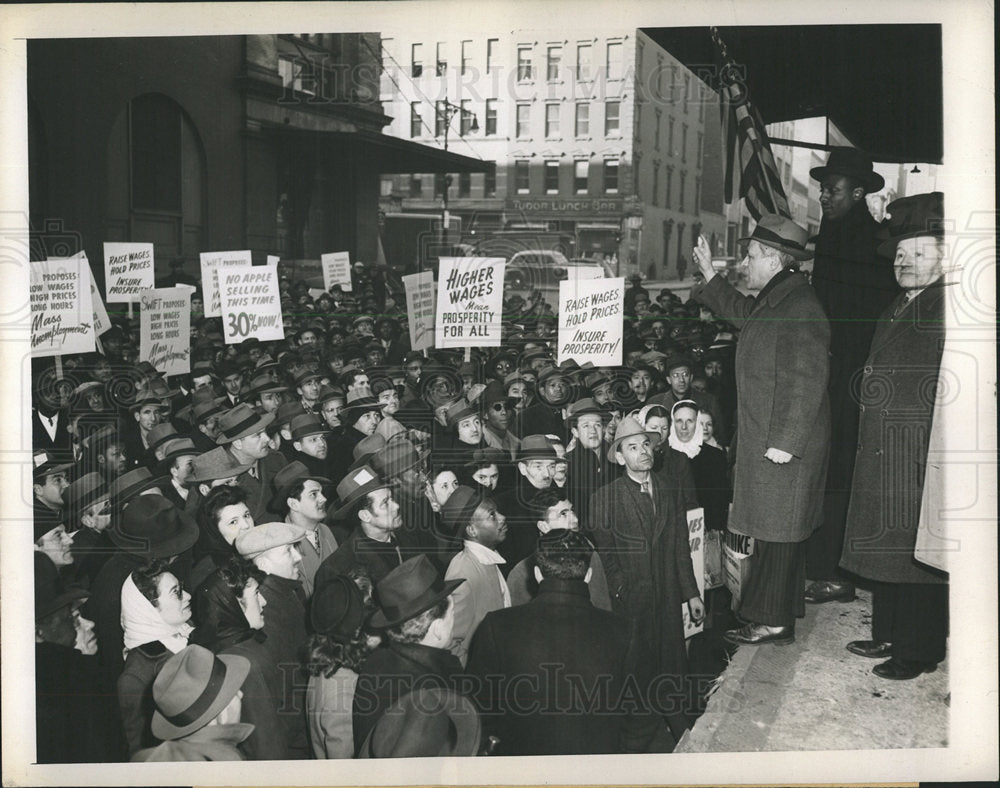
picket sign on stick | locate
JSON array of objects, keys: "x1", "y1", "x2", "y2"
[
  {"x1": 217, "y1": 264, "x2": 285, "y2": 344},
  {"x1": 200, "y1": 250, "x2": 252, "y2": 317},
  {"x1": 557, "y1": 277, "x2": 625, "y2": 366},
  {"x1": 103, "y1": 242, "x2": 154, "y2": 303},
  {"x1": 401, "y1": 270, "x2": 436, "y2": 352},
  {"x1": 434, "y1": 257, "x2": 506, "y2": 349},
  {"x1": 139, "y1": 287, "x2": 191, "y2": 376},
  {"x1": 321, "y1": 251, "x2": 352, "y2": 292},
  {"x1": 30, "y1": 257, "x2": 96, "y2": 357},
  {"x1": 682, "y1": 507, "x2": 706, "y2": 639}
]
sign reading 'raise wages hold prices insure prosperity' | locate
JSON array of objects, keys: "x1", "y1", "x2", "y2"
[
  {"x1": 30, "y1": 257, "x2": 96, "y2": 357},
  {"x1": 557, "y1": 277, "x2": 625, "y2": 366},
  {"x1": 200, "y1": 250, "x2": 252, "y2": 317},
  {"x1": 434, "y1": 257, "x2": 505, "y2": 349},
  {"x1": 218, "y1": 265, "x2": 285, "y2": 344},
  {"x1": 103, "y1": 242, "x2": 155, "y2": 303},
  {"x1": 139, "y1": 288, "x2": 191, "y2": 376}
]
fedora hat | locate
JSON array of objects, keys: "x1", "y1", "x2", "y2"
[
  {"x1": 32, "y1": 450, "x2": 74, "y2": 480},
  {"x1": 289, "y1": 413, "x2": 328, "y2": 441},
  {"x1": 358, "y1": 687, "x2": 481, "y2": 759},
  {"x1": 108, "y1": 466, "x2": 168, "y2": 506},
  {"x1": 738, "y1": 214, "x2": 812, "y2": 262},
  {"x1": 809, "y1": 146, "x2": 885, "y2": 194},
  {"x1": 375, "y1": 416, "x2": 408, "y2": 442},
  {"x1": 439, "y1": 485, "x2": 485, "y2": 536},
  {"x1": 275, "y1": 401, "x2": 307, "y2": 428},
  {"x1": 463, "y1": 447, "x2": 507, "y2": 470},
  {"x1": 317, "y1": 384, "x2": 345, "y2": 405},
  {"x1": 565, "y1": 397, "x2": 610, "y2": 427},
  {"x1": 185, "y1": 447, "x2": 252, "y2": 486},
  {"x1": 332, "y1": 464, "x2": 388, "y2": 518},
  {"x1": 664, "y1": 353, "x2": 695, "y2": 375},
  {"x1": 147, "y1": 423, "x2": 182, "y2": 452},
  {"x1": 235, "y1": 522, "x2": 308, "y2": 559},
  {"x1": 159, "y1": 438, "x2": 198, "y2": 465},
  {"x1": 369, "y1": 554, "x2": 464, "y2": 629},
  {"x1": 190, "y1": 398, "x2": 225, "y2": 425},
  {"x1": 268, "y1": 460, "x2": 332, "y2": 512},
  {"x1": 517, "y1": 434, "x2": 559, "y2": 463},
  {"x1": 348, "y1": 433, "x2": 387, "y2": 473},
  {"x1": 876, "y1": 191, "x2": 945, "y2": 257},
  {"x1": 242, "y1": 374, "x2": 288, "y2": 402},
  {"x1": 109, "y1": 494, "x2": 199, "y2": 558},
  {"x1": 150, "y1": 645, "x2": 250, "y2": 740},
  {"x1": 215, "y1": 403, "x2": 274, "y2": 444},
  {"x1": 443, "y1": 398, "x2": 478, "y2": 429},
  {"x1": 311, "y1": 574, "x2": 367, "y2": 643},
  {"x1": 370, "y1": 438, "x2": 428, "y2": 480},
  {"x1": 63, "y1": 472, "x2": 108, "y2": 515},
  {"x1": 607, "y1": 415, "x2": 661, "y2": 462},
  {"x1": 129, "y1": 391, "x2": 168, "y2": 413},
  {"x1": 34, "y1": 552, "x2": 89, "y2": 621},
  {"x1": 294, "y1": 368, "x2": 323, "y2": 387},
  {"x1": 81, "y1": 424, "x2": 120, "y2": 454},
  {"x1": 340, "y1": 390, "x2": 382, "y2": 424}
]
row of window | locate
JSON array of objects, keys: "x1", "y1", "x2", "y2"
[
  {"x1": 409, "y1": 39, "x2": 624, "y2": 82},
  {"x1": 646, "y1": 166, "x2": 699, "y2": 213},
  {"x1": 402, "y1": 159, "x2": 621, "y2": 199},
  {"x1": 409, "y1": 99, "x2": 621, "y2": 139}
]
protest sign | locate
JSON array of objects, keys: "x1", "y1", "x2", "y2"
[
  {"x1": 402, "y1": 270, "x2": 436, "y2": 351},
  {"x1": 723, "y1": 519, "x2": 754, "y2": 611},
  {"x1": 266, "y1": 255, "x2": 279, "y2": 267},
  {"x1": 682, "y1": 507, "x2": 706, "y2": 639},
  {"x1": 30, "y1": 258, "x2": 96, "y2": 357},
  {"x1": 321, "y1": 251, "x2": 352, "y2": 292},
  {"x1": 564, "y1": 265, "x2": 605, "y2": 280},
  {"x1": 200, "y1": 250, "x2": 252, "y2": 317},
  {"x1": 88, "y1": 267, "x2": 111, "y2": 337},
  {"x1": 218, "y1": 264, "x2": 284, "y2": 344},
  {"x1": 557, "y1": 276, "x2": 624, "y2": 366},
  {"x1": 139, "y1": 287, "x2": 191, "y2": 376},
  {"x1": 434, "y1": 257, "x2": 505, "y2": 348},
  {"x1": 103, "y1": 242, "x2": 154, "y2": 303}
]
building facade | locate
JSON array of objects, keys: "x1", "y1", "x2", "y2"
[{"x1": 378, "y1": 28, "x2": 727, "y2": 280}]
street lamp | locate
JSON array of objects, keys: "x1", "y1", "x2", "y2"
[{"x1": 438, "y1": 98, "x2": 478, "y2": 243}]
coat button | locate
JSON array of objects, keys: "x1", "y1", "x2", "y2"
[{"x1": 875, "y1": 449, "x2": 883, "y2": 456}]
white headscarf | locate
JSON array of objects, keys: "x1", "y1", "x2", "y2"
[
  {"x1": 667, "y1": 400, "x2": 704, "y2": 459},
  {"x1": 120, "y1": 572, "x2": 193, "y2": 659}
]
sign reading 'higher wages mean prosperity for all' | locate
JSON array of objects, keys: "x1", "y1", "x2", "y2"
[
  {"x1": 557, "y1": 276, "x2": 625, "y2": 366},
  {"x1": 218, "y1": 264, "x2": 285, "y2": 344},
  {"x1": 434, "y1": 257, "x2": 505, "y2": 349}
]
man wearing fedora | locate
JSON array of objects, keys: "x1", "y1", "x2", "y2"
[
  {"x1": 157, "y1": 438, "x2": 198, "y2": 511},
  {"x1": 120, "y1": 391, "x2": 165, "y2": 471},
  {"x1": 353, "y1": 554, "x2": 465, "y2": 753},
  {"x1": 839, "y1": 193, "x2": 950, "y2": 680},
  {"x1": 564, "y1": 398, "x2": 617, "y2": 532},
  {"x1": 495, "y1": 434, "x2": 559, "y2": 573},
  {"x1": 805, "y1": 147, "x2": 901, "y2": 605},
  {"x1": 216, "y1": 403, "x2": 283, "y2": 525},
  {"x1": 692, "y1": 214, "x2": 830, "y2": 647},
  {"x1": 440, "y1": 486, "x2": 512, "y2": 665},
  {"x1": 64, "y1": 472, "x2": 114, "y2": 588},
  {"x1": 287, "y1": 413, "x2": 333, "y2": 479}
]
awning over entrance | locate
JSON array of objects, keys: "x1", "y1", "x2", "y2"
[
  {"x1": 642, "y1": 25, "x2": 943, "y2": 164},
  {"x1": 268, "y1": 127, "x2": 494, "y2": 174}
]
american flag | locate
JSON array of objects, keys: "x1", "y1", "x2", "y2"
[{"x1": 719, "y1": 70, "x2": 791, "y2": 221}]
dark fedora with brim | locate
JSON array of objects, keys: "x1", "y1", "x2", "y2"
[
  {"x1": 34, "y1": 552, "x2": 89, "y2": 621},
  {"x1": 108, "y1": 493, "x2": 199, "y2": 558},
  {"x1": 159, "y1": 438, "x2": 198, "y2": 465},
  {"x1": 738, "y1": 214, "x2": 812, "y2": 262},
  {"x1": 311, "y1": 574, "x2": 367, "y2": 643},
  {"x1": 108, "y1": 466, "x2": 169, "y2": 506},
  {"x1": 809, "y1": 146, "x2": 885, "y2": 194},
  {"x1": 63, "y1": 472, "x2": 108, "y2": 514},
  {"x1": 348, "y1": 434, "x2": 387, "y2": 473},
  {"x1": 340, "y1": 390, "x2": 383, "y2": 425},
  {"x1": 370, "y1": 437, "x2": 429, "y2": 480},
  {"x1": 463, "y1": 447, "x2": 507, "y2": 470},
  {"x1": 876, "y1": 191, "x2": 945, "y2": 258},
  {"x1": 150, "y1": 645, "x2": 250, "y2": 740},
  {"x1": 268, "y1": 460, "x2": 332, "y2": 512},
  {"x1": 517, "y1": 434, "x2": 559, "y2": 463},
  {"x1": 369, "y1": 554, "x2": 464, "y2": 629},
  {"x1": 439, "y1": 484, "x2": 486, "y2": 536},
  {"x1": 565, "y1": 397, "x2": 611, "y2": 427},
  {"x1": 358, "y1": 687, "x2": 481, "y2": 759},
  {"x1": 215, "y1": 403, "x2": 275, "y2": 444},
  {"x1": 332, "y1": 464, "x2": 388, "y2": 519},
  {"x1": 289, "y1": 413, "x2": 329, "y2": 441},
  {"x1": 242, "y1": 374, "x2": 288, "y2": 402}
]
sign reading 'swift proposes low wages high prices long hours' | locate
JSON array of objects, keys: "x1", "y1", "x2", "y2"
[
  {"x1": 218, "y1": 264, "x2": 285, "y2": 344},
  {"x1": 434, "y1": 257, "x2": 506, "y2": 349},
  {"x1": 30, "y1": 257, "x2": 96, "y2": 357},
  {"x1": 557, "y1": 277, "x2": 625, "y2": 366},
  {"x1": 139, "y1": 287, "x2": 191, "y2": 376}
]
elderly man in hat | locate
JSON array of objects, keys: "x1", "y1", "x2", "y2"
[
  {"x1": 353, "y1": 554, "x2": 465, "y2": 753},
  {"x1": 440, "y1": 486, "x2": 511, "y2": 665},
  {"x1": 692, "y1": 214, "x2": 830, "y2": 647},
  {"x1": 64, "y1": 471, "x2": 114, "y2": 588},
  {"x1": 216, "y1": 403, "x2": 283, "y2": 524},
  {"x1": 495, "y1": 435, "x2": 559, "y2": 572},
  {"x1": 590, "y1": 415, "x2": 703, "y2": 742},
  {"x1": 270, "y1": 461, "x2": 339, "y2": 598},
  {"x1": 839, "y1": 193, "x2": 950, "y2": 680},
  {"x1": 804, "y1": 148, "x2": 901, "y2": 605}
]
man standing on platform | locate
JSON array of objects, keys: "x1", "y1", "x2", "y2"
[{"x1": 691, "y1": 215, "x2": 830, "y2": 647}]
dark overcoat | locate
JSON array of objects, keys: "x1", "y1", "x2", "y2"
[
  {"x1": 693, "y1": 272, "x2": 831, "y2": 542},
  {"x1": 840, "y1": 281, "x2": 948, "y2": 585}
]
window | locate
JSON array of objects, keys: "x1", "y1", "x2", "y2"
[
  {"x1": 485, "y1": 99, "x2": 498, "y2": 136},
  {"x1": 517, "y1": 46, "x2": 533, "y2": 80},
  {"x1": 516, "y1": 103, "x2": 530, "y2": 138},
  {"x1": 697, "y1": 132, "x2": 704, "y2": 164},
  {"x1": 409, "y1": 102, "x2": 422, "y2": 138},
  {"x1": 436, "y1": 43, "x2": 447, "y2": 77},
  {"x1": 484, "y1": 168, "x2": 496, "y2": 197},
  {"x1": 544, "y1": 161, "x2": 560, "y2": 194},
  {"x1": 665, "y1": 166, "x2": 673, "y2": 208},
  {"x1": 435, "y1": 101, "x2": 446, "y2": 137},
  {"x1": 380, "y1": 176, "x2": 394, "y2": 197},
  {"x1": 460, "y1": 99, "x2": 473, "y2": 136},
  {"x1": 668, "y1": 117, "x2": 675, "y2": 153},
  {"x1": 603, "y1": 158, "x2": 619, "y2": 194},
  {"x1": 656, "y1": 57, "x2": 664, "y2": 99},
  {"x1": 435, "y1": 173, "x2": 447, "y2": 198},
  {"x1": 652, "y1": 164, "x2": 659, "y2": 206},
  {"x1": 411, "y1": 43, "x2": 423, "y2": 77},
  {"x1": 545, "y1": 103, "x2": 560, "y2": 138},
  {"x1": 679, "y1": 171, "x2": 686, "y2": 211},
  {"x1": 278, "y1": 55, "x2": 319, "y2": 97},
  {"x1": 695, "y1": 177, "x2": 701, "y2": 215},
  {"x1": 683, "y1": 74, "x2": 690, "y2": 112},
  {"x1": 410, "y1": 175, "x2": 422, "y2": 197},
  {"x1": 131, "y1": 94, "x2": 181, "y2": 211},
  {"x1": 486, "y1": 38, "x2": 498, "y2": 73},
  {"x1": 458, "y1": 172, "x2": 471, "y2": 197},
  {"x1": 574, "y1": 160, "x2": 589, "y2": 194},
  {"x1": 576, "y1": 42, "x2": 592, "y2": 80},
  {"x1": 547, "y1": 45, "x2": 562, "y2": 81},
  {"x1": 606, "y1": 41, "x2": 623, "y2": 80},
  {"x1": 460, "y1": 40, "x2": 472, "y2": 75},
  {"x1": 515, "y1": 160, "x2": 530, "y2": 194},
  {"x1": 574, "y1": 102, "x2": 589, "y2": 136},
  {"x1": 654, "y1": 109, "x2": 661, "y2": 150},
  {"x1": 681, "y1": 124, "x2": 688, "y2": 162},
  {"x1": 604, "y1": 100, "x2": 620, "y2": 135}
]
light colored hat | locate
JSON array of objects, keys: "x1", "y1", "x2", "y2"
[
  {"x1": 607, "y1": 415, "x2": 661, "y2": 462},
  {"x1": 234, "y1": 522, "x2": 308, "y2": 559}
]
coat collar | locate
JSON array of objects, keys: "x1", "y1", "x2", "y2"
[
  {"x1": 536, "y1": 577, "x2": 591, "y2": 601},
  {"x1": 387, "y1": 640, "x2": 462, "y2": 677},
  {"x1": 755, "y1": 269, "x2": 808, "y2": 311}
]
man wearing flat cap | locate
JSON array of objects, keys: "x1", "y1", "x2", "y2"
[
  {"x1": 804, "y1": 147, "x2": 901, "y2": 605},
  {"x1": 692, "y1": 215, "x2": 830, "y2": 647}
]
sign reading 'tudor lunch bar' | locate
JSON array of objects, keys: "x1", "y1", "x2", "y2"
[{"x1": 505, "y1": 197, "x2": 624, "y2": 214}]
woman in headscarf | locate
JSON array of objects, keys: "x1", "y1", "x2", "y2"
[
  {"x1": 668, "y1": 400, "x2": 731, "y2": 532},
  {"x1": 635, "y1": 403, "x2": 698, "y2": 511},
  {"x1": 118, "y1": 559, "x2": 194, "y2": 756}
]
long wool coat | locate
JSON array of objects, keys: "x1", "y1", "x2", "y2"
[
  {"x1": 840, "y1": 281, "x2": 948, "y2": 585},
  {"x1": 693, "y1": 272, "x2": 831, "y2": 543}
]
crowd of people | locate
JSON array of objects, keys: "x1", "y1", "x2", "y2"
[{"x1": 31, "y1": 148, "x2": 949, "y2": 762}]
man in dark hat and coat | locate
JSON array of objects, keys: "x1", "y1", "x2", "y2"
[
  {"x1": 839, "y1": 193, "x2": 950, "y2": 680},
  {"x1": 216, "y1": 403, "x2": 284, "y2": 524},
  {"x1": 691, "y1": 214, "x2": 830, "y2": 647},
  {"x1": 805, "y1": 146, "x2": 901, "y2": 605}
]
